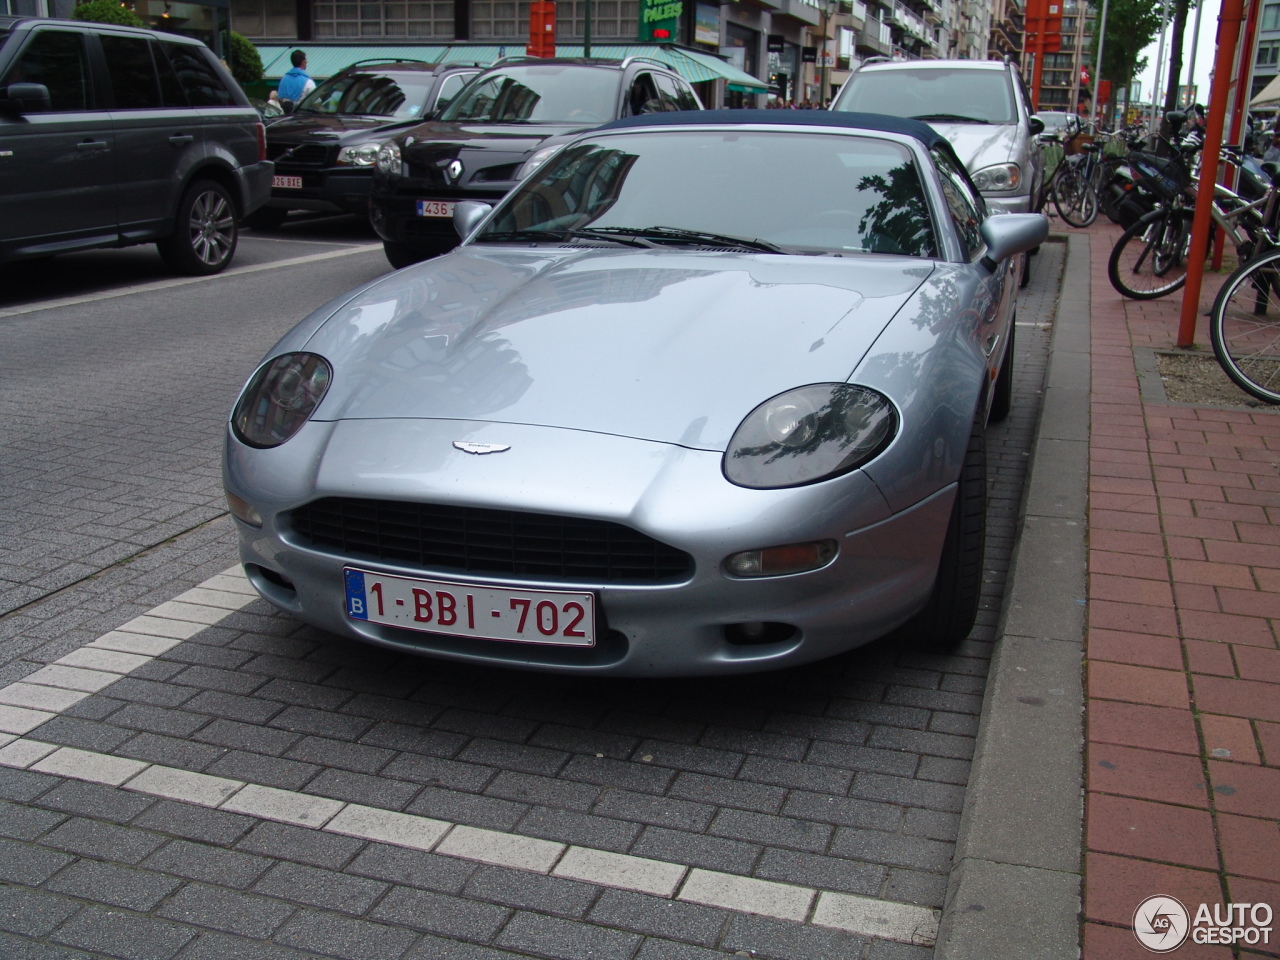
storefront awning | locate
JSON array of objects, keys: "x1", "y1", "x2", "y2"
[
  {"x1": 254, "y1": 42, "x2": 768, "y2": 94},
  {"x1": 1252, "y1": 73, "x2": 1280, "y2": 109}
]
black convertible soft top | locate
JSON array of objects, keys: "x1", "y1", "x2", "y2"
[{"x1": 597, "y1": 109, "x2": 950, "y2": 150}]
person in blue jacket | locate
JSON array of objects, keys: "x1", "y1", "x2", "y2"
[{"x1": 277, "y1": 50, "x2": 316, "y2": 109}]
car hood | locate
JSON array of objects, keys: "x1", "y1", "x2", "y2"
[
  {"x1": 399, "y1": 121, "x2": 594, "y2": 149},
  {"x1": 267, "y1": 113, "x2": 417, "y2": 145},
  {"x1": 928, "y1": 122, "x2": 1021, "y2": 172},
  {"x1": 303, "y1": 247, "x2": 932, "y2": 451}
]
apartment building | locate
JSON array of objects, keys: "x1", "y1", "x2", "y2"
[{"x1": 1022, "y1": 0, "x2": 1092, "y2": 111}]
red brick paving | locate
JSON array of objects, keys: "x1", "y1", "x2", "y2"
[{"x1": 1080, "y1": 221, "x2": 1280, "y2": 955}]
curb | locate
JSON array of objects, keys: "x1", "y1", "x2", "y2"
[{"x1": 934, "y1": 232, "x2": 1090, "y2": 960}]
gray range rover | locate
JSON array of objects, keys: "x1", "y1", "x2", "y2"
[{"x1": 0, "y1": 16, "x2": 272, "y2": 275}]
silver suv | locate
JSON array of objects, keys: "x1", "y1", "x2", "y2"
[
  {"x1": 0, "y1": 16, "x2": 272, "y2": 274},
  {"x1": 832, "y1": 58, "x2": 1044, "y2": 216}
]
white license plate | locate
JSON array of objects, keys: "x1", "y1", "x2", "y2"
[
  {"x1": 344, "y1": 568, "x2": 596, "y2": 646},
  {"x1": 273, "y1": 175, "x2": 303, "y2": 189},
  {"x1": 416, "y1": 199, "x2": 455, "y2": 218}
]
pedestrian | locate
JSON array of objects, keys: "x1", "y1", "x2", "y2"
[
  {"x1": 1264, "y1": 133, "x2": 1280, "y2": 165},
  {"x1": 277, "y1": 50, "x2": 315, "y2": 111}
]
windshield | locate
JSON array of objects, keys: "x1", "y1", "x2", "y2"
[
  {"x1": 835, "y1": 68, "x2": 1016, "y2": 125},
  {"x1": 479, "y1": 130, "x2": 937, "y2": 258},
  {"x1": 439, "y1": 65, "x2": 621, "y2": 124},
  {"x1": 297, "y1": 70, "x2": 435, "y2": 119}
]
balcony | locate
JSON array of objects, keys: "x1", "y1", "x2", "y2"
[{"x1": 856, "y1": 21, "x2": 892, "y2": 54}]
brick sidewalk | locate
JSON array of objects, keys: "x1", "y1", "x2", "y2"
[{"x1": 1080, "y1": 222, "x2": 1280, "y2": 958}]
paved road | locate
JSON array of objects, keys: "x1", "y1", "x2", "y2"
[{"x1": 0, "y1": 231, "x2": 1065, "y2": 960}]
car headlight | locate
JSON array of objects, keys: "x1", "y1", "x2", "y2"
[
  {"x1": 376, "y1": 140, "x2": 402, "y2": 175},
  {"x1": 516, "y1": 143, "x2": 564, "y2": 181},
  {"x1": 970, "y1": 163, "x2": 1022, "y2": 194},
  {"x1": 338, "y1": 142, "x2": 382, "y2": 167},
  {"x1": 724, "y1": 384, "x2": 898, "y2": 489},
  {"x1": 231, "y1": 352, "x2": 332, "y2": 449}
]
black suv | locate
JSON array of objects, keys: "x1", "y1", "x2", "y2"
[
  {"x1": 368, "y1": 57, "x2": 702, "y2": 268},
  {"x1": 252, "y1": 59, "x2": 482, "y2": 229},
  {"x1": 0, "y1": 16, "x2": 271, "y2": 275}
]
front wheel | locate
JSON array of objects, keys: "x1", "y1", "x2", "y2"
[
  {"x1": 1210, "y1": 249, "x2": 1280, "y2": 403},
  {"x1": 1053, "y1": 168, "x2": 1098, "y2": 228},
  {"x1": 903, "y1": 417, "x2": 986, "y2": 650},
  {"x1": 383, "y1": 240, "x2": 442, "y2": 270},
  {"x1": 158, "y1": 180, "x2": 238, "y2": 276},
  {"x1": 1108, "y1": 208, "x2": 1195, "y2": 300}
]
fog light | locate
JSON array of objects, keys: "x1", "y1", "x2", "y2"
[
  {"x1": 226, "y1": 492, "x2": 262, "y2": 527},
  {"x1": 724, "y1": 540, "x2": 837, "y2": 577}
]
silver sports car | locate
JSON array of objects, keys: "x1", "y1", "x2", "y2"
[{"x1": 224, "y1": 110, "x2": 1047, "y2": 676}]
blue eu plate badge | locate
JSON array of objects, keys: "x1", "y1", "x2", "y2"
[{"x1": 344, "y1": 569, "x2": 368, "y2": 620}]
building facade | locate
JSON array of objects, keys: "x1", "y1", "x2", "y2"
[{"x1": 1022, "y1": 0, "x2": 1091, "y2": 112}]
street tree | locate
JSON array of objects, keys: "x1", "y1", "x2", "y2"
[{"x1": 1090, "y1": 0, "x2": 1165, "y2": 122}]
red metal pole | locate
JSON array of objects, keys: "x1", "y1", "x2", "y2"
[
  {"x1": 1027, "y1": 0, "x2": 1044, "y2": 111},
  {"x1": 1178, "y1": 0, "x2": 1246, "y2": 348},
  {"x1": 1213, "y1": 0, "x2": 1263, "y2": 269}
]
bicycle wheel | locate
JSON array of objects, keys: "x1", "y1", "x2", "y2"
[
  {"x1": 1210, "y1": 249, "x2": 1280, "y2": 403},
  {"x1": 1054, "y1": 164, "x2": 1099, "y2": 227},
  {"x1": 1108, "y1": 207, "x2": 1195, "y2": 300}
]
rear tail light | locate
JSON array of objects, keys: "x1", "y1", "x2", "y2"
[{"x1": 255, "y1": 122, "x2": 266, "y2": 162}]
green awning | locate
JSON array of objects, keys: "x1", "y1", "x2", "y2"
[{"x1": 254, "y1": 42, "x2": 768, "y2": 93}]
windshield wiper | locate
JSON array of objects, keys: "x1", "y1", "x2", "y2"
[
  {"x1": 479, "y1": 229, "x2": 650, "y2": 248},
  {"x1": 910, "y1": 113, "x2": 991, "y2": 124},
  {"x1": 588, "y1": 226, "x2": 784, "y2": 253}
]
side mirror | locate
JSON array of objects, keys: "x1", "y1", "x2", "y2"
[
  {"x1": 1028, "y1": 115, "x2": 1045, "y2": 136},
  {"x1": 453, "y1": 199, "x2": 493, "y2": 241},
  {"x1": 979, "y1": 213, "x2": 1049, "y2": 270},
  {"x1": 1, "y1": 82, "x2": 52, "y2": 114}
]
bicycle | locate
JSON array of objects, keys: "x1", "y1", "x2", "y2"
[
  {"x1": 1051, "y1": 127, "x2": 1128, "y2": 228},
  {"x1": 1107, "y1": 142, "x2": 1278, "y2": 300},
  {"x1": 1208, "y1": 164, "x2": 1280, "y2": 403}
]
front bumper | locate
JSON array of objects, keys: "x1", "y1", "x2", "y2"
[
  {"x1": 369, "y1": 184, "x2": 508, "y2": 248},
  {"x1": 983, "y1": 193, "x2": 1034, "y2": 215},
  {"x1": 225, "y1": 418, "x2": 955, "y2": 676},
  {"x1": 267, "y1": 167, "x2": 375, "y2": 215}
]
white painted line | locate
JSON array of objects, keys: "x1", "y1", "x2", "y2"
[
  {"x1": 175, "y1": 587, "x2": 256, "y2": 610},
  {"x1": 325, "y1": 804, "x2": 451, "y2": 851},
  {"x1": 0, "y1": 739, "x2": 58, "y2": 768},
  {"x1": 436, "y1": 825, "x2": 565, "y2": 873},
  {"x1": 678, "y1": 869, "x2": 815, "y2": 922},
  {"x1": 21, "y1": 664, "x2": 121, "y2": 693},
  {"x1": 147, "y1": 600, "x2": 239, "y2": 625},
  {"x1": 220, "y1": 783, "x2": 344, "y2": 828},
  {"x1": 0, "y1": 704, "x2": 57, "y2": 735},
  {"x1": 31, "y1": 746, "x2": 148, "y2": 786},
  {"x1": 812, "y1": 892, "x2": 941, "y2": 946},
  {"x1": 0, "y1": 736, "x2": 938, "y2": 946},
  {"x1": 553, "y1": 847, "x2": 687, "y2": 898},
  {"x1": 115, "y1": 615, "x2": 205, "y2": 640},
  {"x1": 0, "y1": 682, "x2": 88, "y2": 713},
  {"x1": 205, "y1": 572, "x2": 258, "y2": 596},
  {"x1": 88, "y1": 632, "x2": 185, "y2": 657},
  {"x1": 55, "y1": 647, "x2": 151, "y2": 674},
  {"x1": 124, "y1": 765, "x2": 244, "y2": 808},
  {"x1": 0, "y1": 243, "x2": 384, "y2": 319}
]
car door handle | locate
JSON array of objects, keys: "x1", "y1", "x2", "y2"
[
  {"x1": 169, "y1": 134, "x2": 195, "y2": 145},
  {"x1": 76, "y1": 140, "x2": 108, "y2": 151}
]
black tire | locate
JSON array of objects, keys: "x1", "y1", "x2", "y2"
[
  {"x1": 1107, "y1": 207, "x2": 1195, "y2": 301},
  {"x1": 905, "y1": 417, "x2": 987, "y2": 651},
  {"x1": 989, "y1": 319, "x2": 1015, "y2": 423},
  {"x1": 245, "y1": 205, "x2": 289, "y2": 230},
  {"x1": 157, "y1": 180, "x2": 238, "y2": 276},
  {"x1": 383, "y1": 240, "x2": 440, "y2": 270},
  {"x1": 1019, "y1": 248, "x2": 1031, "y2": 289},
  {"x1": 1210, "y1": 248, "x2": 1280, "y2": 404},
  {"x1": 1053, "y1": 167, "x2": 1098, "y2": 227}
]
